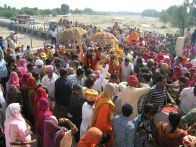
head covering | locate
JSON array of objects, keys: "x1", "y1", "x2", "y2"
[
  {"x1": 27, "y1": 77, "x2": 36, "y2": 89},
  {"x1": 34, "y1": 87, "x2": 48, "y2": 120},
  {"x1": 34, "y1": 87, "x2": 47, "y2": 107},
  {"x1": 173, "y1": 66, "x2": 183, "y2": 81},
  {"x1": 127, "y1": 75, "x2": 139, "y2": 87},
  {"x1": 5, "y1": 103, "x2": 23, "y2": 120},
  {"x1": 20, "y1": 73, "x2": 31, "y2": 89},
  {"x1": 35, "y1": 59, "x2": 44, "y2": 66},
  {"x1": 156, "y1": 54, "x2": 164, "y2": 62},
  {"x1": 37, "y1": 98, "x2": 52, "y2": 137},
  {"x1": 161, "y1": 63, "x2": 169, "y2": 71},
  {"x1": 84, "y1": 89, "x2": 99, "y2": 101},
  {"x1": 78, "y1": 127, "x2": 102, "y2": 146},
  {"x1": 44, "y1": 116, "x2": 63, "y2": 147},
  {"x1": 17, "y1": 59, "x2": 27, "y2": 75},
  {"x1": 45, "y1": 65, "x2": 54, "y2": 73},
  {"x1": 8, "y1": 72, "x2": 20, "y2": 88}
]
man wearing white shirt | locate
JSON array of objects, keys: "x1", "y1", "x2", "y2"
[
  {"x1": 50, "y1": 29, "x2": 57, "y2": 45},
  {"x1": 179, "y1": 86, "x2": 196, "y2": 114},
  {"x1": 121, "y1": 57, "x2": 134, "y2": 81},
  {"x1": 119, "y1": 75, "x2": 150, "y2": 119},
  {"x1": 92, "y1": 64, "x2": 109, "y2": 93},
  {"x1": 42, "y1": 65, "x2": 58, "y2": 99},
  {"x1": 80, "y1": 89, "x2": 98, "y2": 137},
  {"x1": 118, "y1": 30, "x2": 125, "y2": 44}
]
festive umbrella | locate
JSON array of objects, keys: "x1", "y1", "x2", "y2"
[
  {"x1": 125, "y1": 31, "x2": 139, "y2": 45},
  {"x1": 57, "y1": 27, "x2": 87, "y2": 44},
  {"x1": 89, "y1": 32, "x2": 118, "y2": 47}
]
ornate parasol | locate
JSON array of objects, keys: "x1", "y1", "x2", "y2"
[
  {"x1": 89, "y1": 32, "x2": 118, "y2": 47},
  {"x1": 57, "y1": 27, "x2": 87, "y2": 44}
]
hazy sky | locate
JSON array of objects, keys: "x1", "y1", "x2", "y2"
[{"x1": 0, "y1": 0, "x2": 184, "y2": 12}]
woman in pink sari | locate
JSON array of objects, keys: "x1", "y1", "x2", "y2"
[
  {"x1": 6, "y1": 72, "x2": 21, "y2": 105},
  {"x1": 37, "y1": 98, "x2": 52, "y2": 146},
  {"x1": 4, "y1": 103, "x2": 31, "y2": 147},
  {"x1": 17, "y1": 59, "x2": 27, "y2": 76}
]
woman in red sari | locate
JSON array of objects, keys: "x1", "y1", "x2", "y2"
[
  {"x1": 155, "y1": 111, "x2": 187, "y2": 147},
  {"x1": 34, "y1": 86, "x2": 48, "y2": 128}
]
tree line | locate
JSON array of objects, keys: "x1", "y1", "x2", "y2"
[
  {"x1": 0, "y1": 4, "x2": 96, "y2": 18},
  {"x1": 159, "y1": 1, "x2": 196, "y2": 35}
]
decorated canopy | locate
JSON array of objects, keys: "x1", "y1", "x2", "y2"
[
  {"x1": 57, "y1": 27, "x2": 87, "y2": 44},
  {"x1": 89, "y1": 32, "x2": 118, "y2": 47}
]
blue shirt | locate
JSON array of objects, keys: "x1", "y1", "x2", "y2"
[{"x1": 112, "y1": 115, "x2": 135, "y2": 147}]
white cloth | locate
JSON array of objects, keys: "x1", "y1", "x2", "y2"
[
  {"x1": 60, "y1": 130, "x2": 72, "y2": 147},
  {"x1": 93, "y1": 64, "x2": 109, "y2": 93},
  {"x1": 121, "y1": 61, "x2": 134, "y2": 81},
  {"x1": 0, "y1": 87, "x2": 6, "y2": 111},
  {"x1": 51, "y1": 30, "x2": 57, "y2": 38},
  {"x1": 42, "y1": 73, "x2": 58, "y2": 98},
  {"x1": 118, "y1": 34, "x2": 124, "y2": 44},
  {"x1": 179, "y1": 87, "x2": 196, "y2": 114},
  {"x1": 119, "y1": 82, "x2": 150, "y2": 119},
  {"x1": 0, "y1": 59, "x2": 8, "y2": 78},
  {"x1": 80, "y1": 102, "x2": 93, "y2": 138}
]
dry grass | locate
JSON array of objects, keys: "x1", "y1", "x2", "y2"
[{"x1": 1, "y1": 14, "x2": 195, "y2": 48}]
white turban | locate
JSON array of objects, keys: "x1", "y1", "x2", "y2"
[{"x1": 35, "y1": 59, "x2": 44, "y2": 66}]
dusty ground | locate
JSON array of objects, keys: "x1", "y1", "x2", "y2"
[
  {"x1": 1, "y1": 14, "x2": 195, "y2": 48},
  {"x1": 37, "y1": 14, "x2": 180, "y2": 34}
]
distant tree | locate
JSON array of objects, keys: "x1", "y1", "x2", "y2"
[
  {"x1": 4, "y1": 4, "x2": 7, "y2": 9},
  {"x1": 73, "y1": 8, "x2": 83, "y2": 14},
  {"x1": 33, "y1": 7, "x2": 38, "y2": 11},
  {"x1": 160, "y1": 10, "x2": 169, "y2": 26},
  {"x1": 61, "y1": 4, "x2": 70, "y2": 14},
  {"x1": 83, "y1": 8, "x2": 94, "y2": 14},
  {"x1": 167, "y1": 5, "x2": 178, "y2": 16},
  {"x1": 141, "y1": 9, "x2": 160, "y2": 17},
  {"x1": 172, "y1": 5, "x2": 191, "y2": 35},
  {"x1": 190, "y1": 7, "x2": 196, "y2": 17}
]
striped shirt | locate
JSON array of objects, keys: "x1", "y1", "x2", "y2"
[{"x1": 147, "y1": 85, "x2": 167, "y2": 108}]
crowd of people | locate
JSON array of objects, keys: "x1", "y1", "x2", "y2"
[{"x1": 0, "y1": 21, "x2": 196, "y2": 147}]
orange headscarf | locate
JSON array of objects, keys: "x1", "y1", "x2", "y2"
[
  {"x1": 91, "y1": 92, "x2": 115, "y2": 127},
  {"x1": 78, "y1": 127, "x2": 102, "y2": 147}
]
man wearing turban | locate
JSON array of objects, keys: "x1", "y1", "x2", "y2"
[
  {"x1": 80, "y1": 89, "x2": 98, "y2": 137},
  {"x1": 119, "y1": 75, "x2": 151, "y2": 119}
]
